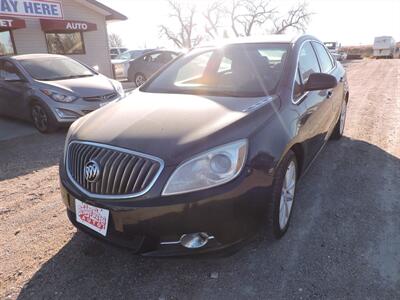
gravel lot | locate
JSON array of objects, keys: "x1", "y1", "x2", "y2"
[{"x1": 1, "y1": 59, "x2": 399, "y2": 299}]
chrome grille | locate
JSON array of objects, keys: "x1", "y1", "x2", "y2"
[
  {"x1": 83, "y1": 92, "x2": 118, "y2": 102},
  {"x1": 66, "y1": 141, "x2": 164, "y2": 199}
]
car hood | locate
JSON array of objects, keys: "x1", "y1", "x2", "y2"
[
  {"x1": 68, "y1": 90, "x2": 278, "y2": 165},
  {"x1": 39, "y1": 75, "x2": 115, "y2": 97}
]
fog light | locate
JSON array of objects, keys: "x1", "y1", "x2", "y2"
[
  {"x1": 55, "y1": 108, "x2": 80, "y2": 119},
  {"x1": 179, "y1": 232, "x2": 213, "y2": 249}
]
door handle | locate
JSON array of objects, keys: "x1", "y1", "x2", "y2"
[{"x1": 327, "y1": 90, "x2": 333, "y2": 99}]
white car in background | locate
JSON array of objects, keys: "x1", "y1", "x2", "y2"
[{"x1": 111, "y1": 49, "x2": 154, "y2": 80}]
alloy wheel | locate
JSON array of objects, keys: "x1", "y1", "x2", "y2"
[
  {"x1": 135, "y1": 74, "x2": 146, "y2": 87},
  {"x1": 31, "y1": 105, "x2": 48, "y2": 132},
  {"x1": 279, "y1": 161, "x2": 296, "y2": 229}
]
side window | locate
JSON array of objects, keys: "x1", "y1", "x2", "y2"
[
  {"x1": 298, "y1": 42, "x2": 320, "y2": 83},
  {"x1": 156, "y1": 52, "x2": 174, "y2": 64},
  {"x1": 312, "y1": 42, "x2": 334, "y2": 73},
  {"x1": 144, "y1": 53, "x2": 162, "y2": 63},
  {"x1": 0, "y1": 61, "x2": 21, "y2": 81},
  {"x1": 217, "y1": 56, "x2": 232, "y2": 73},
  {"x1": 293, "y1": 69, "x2": 303, "y2": 99}
]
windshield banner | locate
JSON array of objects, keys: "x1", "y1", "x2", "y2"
[{"x1": 0, "y1": 0, "x2": 63, "y2": 19}]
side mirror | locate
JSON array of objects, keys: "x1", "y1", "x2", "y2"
[{"x1": 304, "y1": 73, "x2": 337, "y2": 91}]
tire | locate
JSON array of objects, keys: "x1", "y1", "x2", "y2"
[
  {"x1": 30, "y1": 102, "x2": 58, "y2": 133},
  {"x1": 267, "y1": 150, "x2": 298, "y2": 239},
  {"x1": 134, "y1": 73, "x2": 146, "y2": 87},
  {"x1": 330, "y1": 100, "x2": 347, "y2": 140}
]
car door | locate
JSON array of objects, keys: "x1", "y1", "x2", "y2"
[
  {"x1": 0, "y1": 60, "x2": 31, "y2": 120},
  {"x1": 311, "y1": 41, "x2": 343, "y2": 135},
  {"x1": 294, "y1": 41, "x2": 332, "y2": 166},
  {"x1": 143, "y1": 52, "x2": 164, "y2": 77}
]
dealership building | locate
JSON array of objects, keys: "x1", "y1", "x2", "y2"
[{"x1": 0, "y1": 0, "x2": 126, "y2": 77}]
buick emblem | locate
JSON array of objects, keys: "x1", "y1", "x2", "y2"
[{"x1": 84, "y1": 160, "x2": 100, "y2": 182}]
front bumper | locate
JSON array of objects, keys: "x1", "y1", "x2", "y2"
[
  {"x1": 51, "y1": 98, "x2": 120, "y2": 124},
  {"x1": 113, "y1": 63, "x2": 128, "y2": 80},
  {"x1": 60, "y1": 166, "x2": 273, "y2": 256}
]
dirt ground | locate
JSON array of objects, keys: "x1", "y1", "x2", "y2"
[{"x1": 0, "y1": 59, "x2": 399, "y2": 299}]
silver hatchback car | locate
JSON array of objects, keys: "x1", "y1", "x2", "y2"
[{"x1": 0, "y1": 54, "x2": 125, "y2": 133}]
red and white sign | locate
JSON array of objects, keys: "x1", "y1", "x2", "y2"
[
  {"x1": 75, "y1": 199, "x2": 109, "y2": 236},
  {"x1": 0, "y1": 16, "x2": 26, "y2": 29},
  {"x1": 40, "y1": 18, "x2": 97, "y2": 32}
]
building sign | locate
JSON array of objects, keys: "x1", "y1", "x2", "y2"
[
  {"x1": 40, "y1": 19, "x2": 97, "y2": 32},
  {"x1": 0, "y1": 16, "x2": 26, "y2": 29},
  {"x1": 0, "y1": 0, "x2": 63, "y2": 19}
]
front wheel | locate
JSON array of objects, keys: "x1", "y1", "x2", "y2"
[
  {"x1": 31, "y1": 103, "x2": 58, "y2": 133},
  {"x1": 134, "y1": 73, "x2": 146, "y2": 87},
  {"x1": 268, "y1": 150, "x2": 298, "y2": 239},
  {"x1": 330, "y1": 100, "x2": 347, "y2": 140}
]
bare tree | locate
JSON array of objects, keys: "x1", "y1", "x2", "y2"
[
  {"x1": 159, "y1": 0, "x2": 312, "y2": 48},
  {"x1": 108, "y1": 33, "x2": 124, "y2": 48},
  {"x1": 203, "y1": 1, "x2": 224, "y2": 39},
  {"x1": 272, "y1": 2, "x2": 312, "y2": 34},
  {"x1": 225, "y1": 0, "x2": 311, "y2": 37},
  {"x1": 159, "y1": 0, "x2": 202, "y2": 49},
  {"x1": 225, "y1": 0, "x2": 276, "y2": 37}
]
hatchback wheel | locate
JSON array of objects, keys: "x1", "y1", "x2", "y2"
[
  {"x1": 135, "y1": 73, "x2": 146, "y2": 87},
  {"x1": 331, "y1": 100, "x2": 347, "y2": 140},
  {"x1": 268, "y1": 150, "x2": 298, "y2": 239},
  {"x1": 31, "y1": 103, "x2": 58, "y2": 133}
]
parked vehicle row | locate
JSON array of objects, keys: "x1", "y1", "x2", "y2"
[
  {"x1": 0, "y1": 54, "x2": 125, "y2": 133},
  {"x1": 127, "y1": 50, "x2": 180, "y2": 86},
  {"x1": 59, "y1": 34, "x2": 349, "y2": 256},
  {"x1": 111, "y1": 49, "x2": 154, "y2": 81},
  {"x1": 112, "y1": 49, "x2": 180, "y2": 86}
]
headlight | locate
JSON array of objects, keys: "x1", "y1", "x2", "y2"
[
  {"x1": 112, "y1": 80, "x2": 125, "y2": 98},
  {"x1": 162, "y1": 139, "x2": 248, "y2": 196},
  {"x1": 41, "y1": 89, "x2": 78, "y2": 103}
]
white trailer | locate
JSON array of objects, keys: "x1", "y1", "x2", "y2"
[{"x1": 373, "y1": 36, "x2": 396, "y2": 58}]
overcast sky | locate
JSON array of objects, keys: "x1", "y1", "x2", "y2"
[{"x1": 99, "y1": 0, "x2": 400, "y2": 49}]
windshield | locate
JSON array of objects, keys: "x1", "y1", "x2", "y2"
[
  {"x1": 116, "y1": 50, "x2": 143, "y2": 60},
  {"x1": 141, "y1": 43, "x2": 289, "y2": 97},
  {"x1": 19, "y1": 57, "x2": 95, "y2": 81}
]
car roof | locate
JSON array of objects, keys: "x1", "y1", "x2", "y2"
[
  {"x1": 141, "y1": 49, "x2": 180, "y2": 55},
  {"x1": 204, "y1": 34, "x2": 299, "y2": 46},
  {"x1": 10, "y1": 53, "x2": 67, "y2": 61},
  {"x1": 200, "y1": 34, "x2": 318, "y2": 48}
]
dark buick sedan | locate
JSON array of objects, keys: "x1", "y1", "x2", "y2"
[{"x1": 59, "y1": 35, "x2": 349, "y2": 256}]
